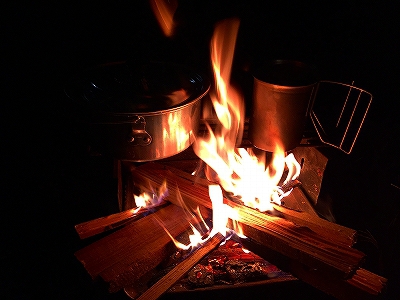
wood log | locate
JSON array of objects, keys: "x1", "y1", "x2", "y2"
[
  {"x1": 74, "y1": 161, "x2": 386, "y2": 298},
  {"x1": 289, "y1": 260, "x2": 387, "y2": 300},
  {"x1": 75, "y1": 201, "x2": 168, "y2": 239},
  {"x1": 75, "y1": 204, "x2": 195, "y2": 292},
  {"x1": 236, "y1": 229, "x2": 387, "y2": 300},
  {"x1": 272, "y1": 200, "x2": 357, "y2": 247},
  {"x1": 347, "y1": 268, "x2": 387, "y2": 297},
  {"x1": 130, "y1": 162, "x2": 364, "y2": 278},
  {"x1": 142, "y1": 162, "x2": 357, "y2": 247},
  {"x1": 136, "y1": 233, "x2": 225, "y2": 300},
  {"x1": 225, "y1": 215, "x2": 363, "y2": 278},
  {"x1": 124, "y1": 162, "x2": 385, "y2": 298}
]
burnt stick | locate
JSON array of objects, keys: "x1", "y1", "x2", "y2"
[
  {"x1": 136, "y1": 233, "x2": 225, "y2": 300},
  {"x1": 74, "y1": 201, "x2": 169, "y2": 239}
]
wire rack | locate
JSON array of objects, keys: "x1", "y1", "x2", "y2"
[{"x1": 310, "y1": 80, "x2": 373, "y2": 154}]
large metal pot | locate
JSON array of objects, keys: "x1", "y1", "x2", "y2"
[{"x1": 66, "y1": 61, "x2": 210, "y2": 161}]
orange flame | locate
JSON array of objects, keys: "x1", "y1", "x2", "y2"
[
  {"x1": 149, "y1": 0, "x2": 178, "y2": 37},
  {"x1": 157, "y1": 185, "x2": 228, "y2": 251},
  {"x1": 133, "y1": 180, "x2": 168, "y2": 213},
  {"x1": 193, "y1": 19, "x2": 301, "y2": 212}
]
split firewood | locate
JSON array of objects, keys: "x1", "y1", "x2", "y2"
[
  {"x1": 74, "y1": 201, "x2": 168, "y2": 239},
  {"x1": 75, "y1": 161, "x2": 386, "y2": 298},
  {"x1": 75, "y1": 204, "x2": 198, "y2": 292},
  {"x1": 290, "y1": 260, "x2": 387, "y2": 300},
  {"x1": 347, "y1": 268, "x2": 388, "y2": 297},
  {"x1": 130, "y1": 163, "x2": 365, "y2": 278},
  {"x1": 138, "y1": 162, "x2": 357, "y2": 247},
  {"x1": 238, "y1": 235, "x2": 386, "y2": 300}
]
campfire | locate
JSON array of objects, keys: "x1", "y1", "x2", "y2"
[{"x1": 73, "y1": 7, "x2": 386, "y2": 300}]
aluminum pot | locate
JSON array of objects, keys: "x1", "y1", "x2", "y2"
[
  {"x1": 249, "y1": 60, "x2": 318, "y2": 152},
  {"x1": 66, "y1": 61, "x2": 210, "y2": 161}
]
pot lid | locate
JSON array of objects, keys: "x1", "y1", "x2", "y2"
[{"x1": 65, "y1": 61, "x2": 209, "y2": 114}]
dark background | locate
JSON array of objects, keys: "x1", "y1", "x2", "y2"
[{"x1": 2, "y1": 1, "x2": 399, "y2": 299}]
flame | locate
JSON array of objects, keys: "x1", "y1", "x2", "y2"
[
  {"x1": 159, "y1": 184, "x2": 236, "y2": 251},
  {"x1": 209, "y1": 184, "x2": 244, "y2": 240},
  {"x1": 152, "y1": 18, "x2": 302, "y2": 252},
  {"x1": 133, "y1": 180, "x2": 168, "y2": 213},
  {"x1": 193, "y1": 19, "x2": 301, "y2": 212},
  {"x1": 134, "y1": 192, "x2": 153, "y2": 208},
  {"x1": 159, "y1": 186, "x2": 210, "y2": 250},
  {"x1": 209, "y1": 184, "x2": 229, "y2": 236},
  {"x1": 149, "y1": 0, "x2": 178, "y2": 37},
  {"x1": 159, "y1": 218, "x2": 205, "y2": 251}
]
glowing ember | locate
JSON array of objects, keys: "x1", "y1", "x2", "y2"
[{"x1": 193, "y1": 19, "x2": 301, "y2": 212}]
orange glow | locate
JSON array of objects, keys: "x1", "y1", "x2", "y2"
[
  {"x1": 209, "y1": 184, "x2": 229, "y2": 236},
  {"x1": 134, "y1": 180, "x2": 168, "y2": 211},
  {"x1": 134, "y1": 192, "x2": 153, "y2": 208},
  {"x1": 158, "y1": 184, "x2": 243, "y2": 251},
  {"x1": 163, "y1": 111, "x2": 192, "y2": 152},
  {"x1": 155, "y1": 215, "x2": 199, "y2": 250},
  {"x1": 152, "y1": 186, "x2": 206, "y2": 250},
  {"x1": 242, "y1": 248, "x2": 250, "y2": 254},
  {"x1": 193, "y1": 19, "x2": 301, "y2": 212},
  {"x1": 149, "y1": 0, "x2": 178, "y2": 37},
  {"x1": 157, "y1": 185, "x2": 229, "y2": 250}
]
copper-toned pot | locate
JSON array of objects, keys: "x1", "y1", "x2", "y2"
[
  {"x1": 66, "y1": 61, "x2": 209, "y2": 161},
  {"x1": 249, "y1": 60, "x2": 318, "y2": 152}
]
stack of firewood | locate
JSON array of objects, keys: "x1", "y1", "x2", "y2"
[{"x1": 75, "y1": 162, "x2": 387, "y2": 299}]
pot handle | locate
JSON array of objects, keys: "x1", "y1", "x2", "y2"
[{"x1": 127, "y1": 116, "x2": 152, "y2": 146}]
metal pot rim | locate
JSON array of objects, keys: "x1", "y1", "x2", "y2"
[
  {"x1": 253, "y1": 76, "x2": 317, "y2": 91},
  {"x1": 65, "y1": 61, "x2": 210, "y2": 116},
  {"x1": 252, "y1": 59, "x2": 319, "y2": 88},
  {"x1": 90, "y1": 86, "x2": 209, "y2": 124}
]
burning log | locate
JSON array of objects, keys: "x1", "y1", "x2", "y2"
[
  {"x1": 144, "y1": 162, "x2": 357, "y2": 247},
  {"x1": 74, "y1": 201, "x2": 168, "y2": 239},
  {"x1": 272, "y1": 188, "x2": 357, "y2": 247},
  {"x1": 238, "y1": 236, "x2": 386, "y2": 300},
  {"x1": 131, "y1": 162, "x2": 364, "y2": 276},
  {"x1": 75, "y1": 204, "x2": 196, "y2": 292},
  {"x1": 128, "y1": 162, "x2": 388, "y2": 298},
  {"x1": 224, "y1": 206, "x2": 363, "y2": 277},
  {"x1": 136, "y1": 233, "x2": 225, "y2": 300},
  {"x1": 74, "y1": 161, "x2": 386, "y2": 298}
]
